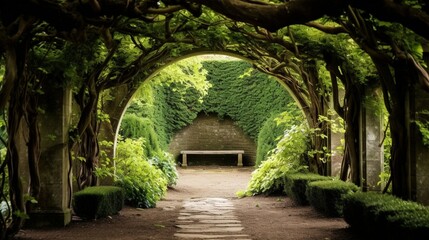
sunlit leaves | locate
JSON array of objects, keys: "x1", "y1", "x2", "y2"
[{"x1": 243, "y1": 123, "x2": 310, "y2": 196}]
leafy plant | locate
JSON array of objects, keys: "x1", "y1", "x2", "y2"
[
  {"x1": 94, "y1": 140, "x2": 114, "y2": 179},
  {"x1": 256, "y1": 104, "x2": 303, "y2": 166},
  {"x1": 114, "y1": 138, "x2": 167, "y2": 208},
  {"x1": 241, "y1": 122, "x2": 310, "y2": 196},
  {"x1": 148, "y1": 152, "x2": 179, "y2": 187}
]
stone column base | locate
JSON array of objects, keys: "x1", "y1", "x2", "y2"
[{"x1": 25, "y1": 209, "x2": 72, "y2": 228}]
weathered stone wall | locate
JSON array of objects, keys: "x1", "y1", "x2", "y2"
[{"x1": 168, "y1": 113, "x2": 257, "y2": 166}]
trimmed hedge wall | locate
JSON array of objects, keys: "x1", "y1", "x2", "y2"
[
  {"x1": 343, "y1": 191, "x2": 429, "y2": 239},
  {"x1": 283, "y1": 173, "x2": 334, "y2": 206},
  {"x1": 73, "y1": 186, "x2": 124, "y2": 219},
  {"x1": 306, "y1": 180, "x2": 359, "y2": 217},
  {"x1": 283, "y1": 173, "x2": 429, "y2": 238}
]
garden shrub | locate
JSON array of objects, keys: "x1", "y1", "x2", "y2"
[
  {"x1": 148, "y1": 152, "x2": 179, "y2": 187},
  {"x1": 283, "y1": 173, "x2": 334, "y2": 205},
  {"x1": 120, "y1": 115, "x2": 162, "y2": 157},
  {"x1": 114, "y1": 138, "x2": 168, "y2": 208},
  {"x1": 343, "y1": 191, "x2": 394, "y2": 231},
  {"x1": 256, "y1": 114, "x2": 284, "y2": 167},
  {"x1": 256, "y1": 108, "x2": 302, "y2": 166},
  {"x1": 239, "y1": 123, "x2": 309, "y2": 196},
  {"x1": 119, "y1": 112, "x2": 178, "y2": 188},
  {"x1": 343, "y1": 192, "x2": 429, "y2": 239},
  {"x1": 306, "y1": 179, "x2": 359, "y2": 217},
  {"x1": 73, "y1": 186, "x2": 124, "y2": 219}
]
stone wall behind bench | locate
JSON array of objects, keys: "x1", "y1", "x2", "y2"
[{"x1": 168, "y1": 113, "x2": 257, "y2": 166}]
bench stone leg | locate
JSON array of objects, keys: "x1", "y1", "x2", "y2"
[
  {"x1": 182, "y1": 153, "x2": 188, "y2": 167},
  {"x1": 237, "y1": 153, "x2": 243, "y2": 167}
]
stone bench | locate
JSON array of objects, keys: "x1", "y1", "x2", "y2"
[{"x1": 180, "y1": 150, "x2": 244, "y2": 167}]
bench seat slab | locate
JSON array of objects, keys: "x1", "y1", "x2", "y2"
[{"x1": 180, "y1": 150, "x2": 244, "y2": 167}]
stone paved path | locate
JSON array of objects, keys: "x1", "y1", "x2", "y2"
[{"x1": 174, "y1": 197, "x2": 251, "y2": 239}]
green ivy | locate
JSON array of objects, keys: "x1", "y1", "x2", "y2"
[{"x1": 201, "y1": 60, "x2": 295, "y2": 140}]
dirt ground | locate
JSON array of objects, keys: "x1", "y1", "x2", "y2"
[{"x1": 14, "y1": 166, "x2": 365, "y2": 240}]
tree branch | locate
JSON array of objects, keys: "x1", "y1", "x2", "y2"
[
  {"x1": 195, "y1": 0, "x2": 429, "y2": 39},
  {"x1": 196, "y1": 0, "x2": 348, "y2": 32},
  {"x1": 304, "y1": 21, "x2": 347, "y2": 34}
]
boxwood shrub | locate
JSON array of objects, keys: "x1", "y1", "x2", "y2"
[
  {"x1": 306, "y1": 179, "x2": 359, "y2": 217},
  {"x1": 343, "y1": 191, "x2": 429, "y2": 239},
  {"x1": 73, "y1": 186, "x2": 124, "y2": 220},
  {"x1": 283, "y1": 173, "x2": 334, "y2": 205}
]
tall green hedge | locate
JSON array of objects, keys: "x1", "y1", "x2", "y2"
[{"x1": 201, "y1": 60, "x2": 295, "y2": 140}]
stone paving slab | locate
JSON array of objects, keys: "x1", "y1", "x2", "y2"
[
  {"x1": 174, "y1": 233, "x2": 250, "y2": 239},
  {"x1": 175, "y1": 198, "x2": 251, "y2": 239},
  {"x1": 176, "y1": 224, "x2": 243, "y2": 228},
  {"x1": 178, "y1": 227, "x2": 244, "y2": 233}
]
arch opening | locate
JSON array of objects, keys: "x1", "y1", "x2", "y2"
[{"x1": 111, "y1": 53, "x2": 308, "y2": 165}]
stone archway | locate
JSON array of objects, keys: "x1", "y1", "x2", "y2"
[{"x1": 100, "y1": 51, "x2": 309, "y2": 164}]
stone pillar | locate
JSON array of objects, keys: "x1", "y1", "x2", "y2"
[
  {"x1": 327, "y1": 116, "x2": 344, "y2": 177},
  {"x1": 328, "y1": 90, "x2": 344, "y2": 177},
  {"x1": 411, "y1": 87, "x2": 429, "y2": 205},
  {"x1": 27, "y1": 83, "x2": 72, "y2": 227},
  {"x1": 359, "y1": 87, "x2": 384, "y2": 192}
]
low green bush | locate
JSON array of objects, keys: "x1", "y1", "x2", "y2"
[
  {"x1": 343, "y1": 192, "x2": 429, "y2": 239},
  {"x1": 73, "y1": 186, "x2": 124, "y2": 219},
  {"x1": 306, "y1": 180, "x2": 359, "y2": 217},
  {"x1": 283, "y1": 173, "x2": 334, "y2": 205}
]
